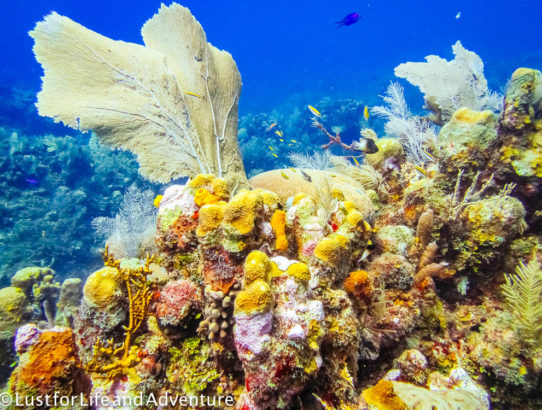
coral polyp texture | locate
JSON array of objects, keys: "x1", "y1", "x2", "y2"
[{"x1": 0, "y1": 2, "x2": 540, "y2": 409}]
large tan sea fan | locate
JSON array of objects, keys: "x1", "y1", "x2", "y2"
[{"x1": 30, "y1": 3, "x2": 246, "y2": 185}]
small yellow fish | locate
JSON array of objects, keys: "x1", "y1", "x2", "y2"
[
  {"x1": 281, "y1": 171, "x2": 290, "y2": 179},
  {"x1": 185, "y1": 91, "x2": 202, "y2": 98},
  {"x1": 415, "y1": 166, "x2": 428, "y2": 177},
  {"x1": 267, "y1": 122, "x2": 277, "y2": 131},
  {"x1": 268, "y1": 146, "x2": 274, "y2": 151},
  {"x1": 352, "y1": 156, "x2": 360, "y2": 166},
  {"x1": 272, "y1": 153, "x2": 278, "y2": 158},
  {"x1": 364, "y1": 106, "x2": 370, "y2": 120},
  {"x1": 308, "y1": 105, "x2": 321, "y2": 117},
  {"x1": 289, "y1": 167, "x2": 296, "y2": 172},
  {"x1": 154, "y1": 194, "x2": 164, "y2": 208},
  {"x1": 279, "y1": 138, "x2": 284, "y2": 142},
  {"x1": 275, "y1": 130, "x2": 283, "y2": 137},
  {"x1": 423, "y1": 149, "x2": 436, "y2": 161},
  {"x1": 290, "y1": 139, "x2": 297, "y2": 143}
]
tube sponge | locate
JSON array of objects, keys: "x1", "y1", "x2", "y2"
[{"x1": 270, "y1": 210, "x2": 288, "y2": 251}]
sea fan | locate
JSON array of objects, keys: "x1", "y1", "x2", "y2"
[
  {"x1": 502, "y1": 260, "x2": 542, "y2": 347},
  {"x1": 394, "y1": 41, "x2": 503, "y2": 124},
  {"x1": 30, "y1": 4, "x2": 246, "y2": 184},
  {"x1": 92, "y1": 185, "x2": 157, "y2": 258},
  {"x1": 288, "y1": 151, "x2": 332, "y2": 170},
  {"x1": 372, "y1": 82, "x2": 437, "y2": 165}
]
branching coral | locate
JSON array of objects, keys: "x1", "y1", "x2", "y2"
[
  {"x1": 446, "y1": 170, "x2": 494, "y2": 221},
  {"x1": 30, "y1": 3, "x2": 246, "y2": 185},
  {"x1": 86, "y1": 244, "x2": 154, "y2": 379},
  {"x1": 502, "y1": 259, "x2": 542, "y2": 347}
]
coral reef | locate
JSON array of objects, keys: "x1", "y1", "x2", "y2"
[
  {"x1": 0, "y1": 6, "x2": 541, "y2": 410},
  {"x1": 0, "y1": 127, "x2": 158, "y2": 284}
]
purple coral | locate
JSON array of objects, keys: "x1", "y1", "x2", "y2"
[
  {"x1": 14, "y1": 323, "x2": 41, "y2": 355},
  {"x1": 234, "y1": 312, "x2": 273, "y2": 355}
]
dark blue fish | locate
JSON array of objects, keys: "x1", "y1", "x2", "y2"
[
  {"x1": 25, "y1": 178, "x2": 39, "y2": 186},
  {"x1": 335, "y1": 12, "x2": 361, "y2": 28}
]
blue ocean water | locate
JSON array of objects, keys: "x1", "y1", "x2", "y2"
[
  {"x1": 1, "y1": 0, "x2": 541, "y2": 114},
  {"x1": 0, "y1": 0, "x2": 540, "y2": 281}
]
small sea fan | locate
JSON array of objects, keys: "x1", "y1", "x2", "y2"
[
  {"x1": 330, "y1": 156, "x2": 385, "y2": 192},
  {"x1": 502, "y1": 260, "x2": 542, "y2": 347},
  {"x1": 92, "y1": 185, "x2": 158, "y2": 258},
  {"x1": 288, "y1": 150, "x2": 332, "y2": 170},
  {"x1": 372, "y1": 82, "x2": 437, "y2": 165}
]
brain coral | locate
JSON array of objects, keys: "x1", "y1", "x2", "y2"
[
  {"x1": 249, "y1": 169, "x2": 375, "y2": 221},
  {"x1": 83, "y1": 266, "x2": 123, "y2": 309}
]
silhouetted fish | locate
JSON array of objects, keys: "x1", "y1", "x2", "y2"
[{"x1": 335, "y1": 12, "x2": 360, "y2": 28}]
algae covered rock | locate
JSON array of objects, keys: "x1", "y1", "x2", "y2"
[
  {"x1": 0, "y1": 287, "x2": 32, "y2": 335},
  {"x1": 453, "y1": 195, "x2": 527, "y2": 273},
  {"x1": 375, "y1": 225, "x2": 414, "y2": 256},
  {"x1": 498, "y1": 68, "x2": 542, "y2": 178},
  {"x1": 500, "y1": 68, "x2": 542, "y2": 132},
  {"x1": 11, "y1": 267, "x2": 52, "y2": 293},
  {"x1": 437, "y1": 107, "x2": 497, "y2": 173}
]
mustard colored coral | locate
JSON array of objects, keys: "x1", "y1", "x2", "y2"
[
  {"x1": 244, "y1": 250, "x2": 272, "y2": 285},
  {"x1": 287, "y1": 262, "x2": 311, "y2": 283},
  {"x1": 314, "y1": 236, "x2": 346, "y2": 266},
  {"x1": 196, "y1": 203, "x2": 225, "y2": 236},
  {"x1": 452, "y1": 107, "x2": 494, "y2": 124},
  {"x1": 194, "y1": 188, "x2": 220, "y2": 207},
  {"x1": 271, "y1": 209, "x2": 288, "y2": 251},
  {"x1": 83, "y1": 266, "x2": 123, "y2": 309},
  {"x1": 253, "y1": 188, "x2": 280, "y2": 208},
  {"x1": 344, "y1": 270, "x2": 371, "y2": 300},
  {"x1": 234, "y1": 280, "x2": 273, "y2": 316},
  {"x1": 223, "y1": 190, "x2": 263, "y2": 235},
  {"x1": 362, "y1": 380, "x2": 407, "y2": 410},
  {"x1": 346, "y1": 210, "x2": 364, "y2": 227},
  {"x1": 0, "y1": 287, "x2": 30, "y2": 333},
  {"x1": 190, "y1": 174, "x2": 229, "y2": 202},
  {"x1": 189, "y1": 174, "x2": 216, "y2": 189}
]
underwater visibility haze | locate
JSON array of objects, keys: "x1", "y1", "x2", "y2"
[{"x1": 0, "y1": 0, "x2": 541, "y2": 409}]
